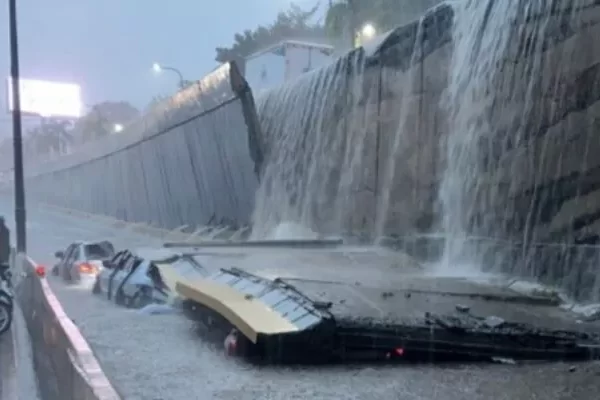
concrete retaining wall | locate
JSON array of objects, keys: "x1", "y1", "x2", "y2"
[
  {"x1": 250, "y1": 0, "x2": 600, "y2": 299},
  {"x1": 251, "y1": 4, "x2": 454, "y2": 237},
  {"x1": 11, "y1": 61, "x2": 261, "y2": 231}
]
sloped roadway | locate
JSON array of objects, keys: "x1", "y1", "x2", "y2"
[{"x1": 1, "y1": 198, "x2": 600, "y2": 400}]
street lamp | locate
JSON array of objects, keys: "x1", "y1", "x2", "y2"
[
  {"x1": 8, "y1": 0, "x2": 27, "y2": 252},
  {"x1": 113, "y1": 123, "x2": 123, "y2": 133},
  {"x1": 354, "y1": 23, "x2": 377, "y2": 48},
  {"x1": 361, "y1": 23, "x2": 376, "y2": 39},
  {"x1": 152, "y1": 62, "x2": 185, "y2": 89}
]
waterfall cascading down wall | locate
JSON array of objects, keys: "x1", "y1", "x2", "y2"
[
  {"x1": 440, "y1": 0, "x2": 600, "y2": 301},
  {"x1": 251, "y1": 4, "x2": 454, "y2": 239},
  {"x1": 252, "y1": 0, "x2": 600, "y2": 301},
  {"x1": 21, "y1": 62, "x2": 261, "y2": 230}
]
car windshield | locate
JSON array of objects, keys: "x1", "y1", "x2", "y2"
[{"x1": 84, "y1": 244, "x2": 113, "y2": 260}]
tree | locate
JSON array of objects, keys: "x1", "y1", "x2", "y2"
[
  {"x1": 324, "y1": 0, "x2": 354, "y2": 41},
  {"x1": 325, "y1": 0, "x2": 443, "y2": 44},
  {"x1": 24, "y1": 119, "x2": 73, "y2": 157},
  {"x1": 215, "y1": 3, "x2": 324, "y2": 65},
  {"x1": 144, "y1": 95, "x2": 168, "y2": 113},
  {"x1": 181, "y1": 79, "x2": 194, "y2": 89},
  {"x1": 72, "y1": 101, "x2": 139, "y2": 143},
  {"x1": 0, "y1": 138, "x2": 13, "y2": 172}
]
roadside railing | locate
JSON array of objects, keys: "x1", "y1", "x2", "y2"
[{"x1": 11, "y1": 250, "x2": 120, "y2": 400}]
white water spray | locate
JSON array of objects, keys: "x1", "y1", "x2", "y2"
[
  {"x1": 439, "y1": 0, "x2": 553, "y2": 272},
  {"x1": 251, "y1": 54, "x2": 373, "y2": 239},
  {"x1": 375, "y1": 16, "x2": 426, "y2": 239}
]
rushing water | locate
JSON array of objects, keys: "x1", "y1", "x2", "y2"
[
  {"x1": 251, "y1": 5, "x2": 454, "y2": 239},
  {"x1": 250, "y1": 0, "x2": 600, "y2": 299},
  {"x1": 250, "y1": 51, "x2": 371, "y2": 238},
  {"x1": 439, "y1": 0, "x2": 533, "y2": 270},
  {"x1": 374, "y1": 16, "x2": 426, "y2": 239},
  {"x1": 439, "y1": 0, "x2": 600, "y2": 299}
]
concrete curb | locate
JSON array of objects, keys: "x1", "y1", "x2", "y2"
[
  {"x1": 17, "y1": 253, "x2": 121, "y2": 399},
  {"x1": 38, "y1": 203, "x2": 201, "y2": 242},
  {"x1": 37, "y1": 202, "x2": 253, "y2": 243}
]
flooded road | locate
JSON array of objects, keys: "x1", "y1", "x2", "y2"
[{"x1": 3, "y1": 198, "x2": 600, "y2": 399}]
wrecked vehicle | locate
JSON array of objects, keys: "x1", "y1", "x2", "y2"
[
  {"x1": 92, "y1": 248, "x2": 208, "y2": 309},
  {"x1": 163, "y1": 243, "x2": 600, "y2": 364}
]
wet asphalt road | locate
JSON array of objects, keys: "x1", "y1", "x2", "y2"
[{"x1": 3, "y1": 198, "x2": 600, "y2": 399}]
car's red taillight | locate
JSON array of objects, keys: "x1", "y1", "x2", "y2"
[
  {"x1": 224, "y1": 330, "x2": 238, "y2": 356},
  {"x1": 77, "y1": 262, "x2": 96, "y2": 274}
]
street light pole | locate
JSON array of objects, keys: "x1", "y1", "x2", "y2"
[
  {"x1": 153, "y1": 63, "x2": 185, "y2": 89},
  {"x1": 8, "y1": 0, "x2": 27, "y2": 252},
  {"x1": 163, "y1": 66, "x2": 185, "y2": 89}
]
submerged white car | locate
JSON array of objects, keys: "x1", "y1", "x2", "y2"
[{"x1": 52, "y1": 241, "x2": 115, "y2": 285}]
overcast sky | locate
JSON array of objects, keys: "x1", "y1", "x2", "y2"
[{"x1": 0, "y1": 0, "x2": 322, "y2": 134}]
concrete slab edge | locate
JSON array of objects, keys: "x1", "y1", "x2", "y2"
[
  {"x1": 38, "y1": 203, "x2": 193, "y2": 241},
  {"x1": 502, "y1": 277, "x2": 600, "y2": 320}
]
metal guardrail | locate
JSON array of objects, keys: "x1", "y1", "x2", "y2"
[{"x1": 11, "y1": 250, "x2": 120, "y2": 400}]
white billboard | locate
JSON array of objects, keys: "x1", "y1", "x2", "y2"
[{"x1": 5, "y1": 77, "x2": 82, "y2": 118}]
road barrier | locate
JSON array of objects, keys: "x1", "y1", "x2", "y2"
[{"x1": 12, "y1": 252, "x2": 120, "y2": 400}]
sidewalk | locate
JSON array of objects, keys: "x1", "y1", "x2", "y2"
[{"x1": 0, "y1": 304, "x2": 41, "y2": 400}]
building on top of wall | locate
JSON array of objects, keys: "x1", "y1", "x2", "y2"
[{"x1": 244, "y1": 40, "x2": 334, "y2": 96}]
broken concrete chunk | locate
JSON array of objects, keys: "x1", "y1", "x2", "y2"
[
  {"x1": 483, "y1": 316, "x2": 506, "y2": 328},
  {"x1": 456, "y1": 304, "x2": 470, "y2": 313}
]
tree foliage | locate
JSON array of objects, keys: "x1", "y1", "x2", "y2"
[
  {"x1": 0, "y1": 138, "x2": 14, "y2": 171},
  {"x1": 72, "y1": 101, "x2": 139, "y2": 143},
  {"x1": 215, "y1": 1, "x2": 442, "y2": 66},
  {"x1": 144, "y1": 95, "x2": 168, "y2": 113},
  {"x1": 215, "y1": 3, "x2": 324, "y2": 65},
  {"x1": 24, "y1": 119, "x2": 73, "y2": 157},
  {"x1": 0, "y1": 101, "x2": 140, "y2": 168},
  {"x1": 325, "y1": 0, "x2": 442, "y2": 40}
]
